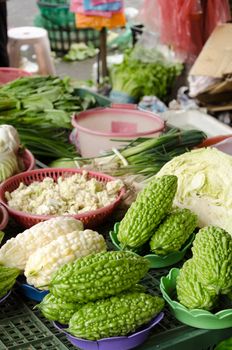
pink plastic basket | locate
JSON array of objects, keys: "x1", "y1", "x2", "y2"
[
  {"x1": 0, "y1": 68, "x2": 32, "y2": 85},
  {"x1": 0, "y1": 204, "x2": 9, "y2": 230},
  {"x1": 20, "y1": 149, "x2": 36, "y2": 172},
  {"x1": 0, "y1": 168, "x2": 125, "y2": 228}
]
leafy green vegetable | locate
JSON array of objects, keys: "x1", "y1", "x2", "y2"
[
  {"x1": 0, "y1": 76, "x2": 98, "y2": 159},
  {"x1": 109, "y1": 49, "x2": 183, "y2": 102},
  {"x1": 63, "y1": 43, "x2": 99, "y2": 61},
  {"x1": 157, "y1": 147, "x2": 232, "y2": 236}
]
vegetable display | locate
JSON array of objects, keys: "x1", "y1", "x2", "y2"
[
  {"x1": 0, "y1": 265, "x2": 20, "y2": 298},
  {"x1": 49, "y1": 251, "x2": 150, "y2": 302},
  {"x1": 118, "y1": 175, "x2": 178, "y2": 249},
  {"x1": 156, "y1": 147, "x2": 232, "y2": 236},
  {"x1": 37, "y1": 250, "x2": 164, "y2": 340},
  {"x1": 150, "y1": 208, "x2": 197, "y2": 255},
  {"x1": 0, "y1": 216, "x2": 84, "y2": 270},
  {"x1": 5, "y1": 172, "x2": 123, "y2": 216},
  {"x1": 25, "y1": 229, "x2": 107, "y2": 289},
  {"x1": 0, "y1": 76, "x2": 98, "y2": 159},
  {"x1": 68, "y1": 291, "x2": 164, "y2": 340},
  {"x1": 109, "y1": 48, "x2": 182, "y2": 102},
  {"x1": 176, "y1": 226, "x2": 232, "y2": 310}
]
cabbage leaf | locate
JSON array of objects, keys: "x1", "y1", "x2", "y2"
[{"x1": 157, "y1": 148, "x2": 232, "y2": 236}]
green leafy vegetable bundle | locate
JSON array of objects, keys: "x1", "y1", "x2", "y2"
[
  {"x1": 109, "y1": 49, "x2": 183, "y2": 102},
  {"x1": 0, "y1": 76, "x2": 97, "y2": 160}
]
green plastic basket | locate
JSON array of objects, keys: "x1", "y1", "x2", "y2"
[{"x1": 35, "y1": 0, "x2": 100, "y2": 55}]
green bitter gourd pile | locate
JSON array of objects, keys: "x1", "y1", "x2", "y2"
[
  {"x1": 38, "y1": 250, "x2": 164, "y2": 339},
  {"x1": 117, "y1": 175, "x2": 198, "y2": 256},
  {"x1": 176, "y1": 226, "x2": 232, "y2": 310}
]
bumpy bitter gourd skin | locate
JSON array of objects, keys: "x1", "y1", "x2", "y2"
[
  {"x1": 49, "y1": 251, "x2": 149, "y2": 302},
  {"x1": 176, "y1": 259, "x2": 218, "y2": 310},
  {"x1": 37, "y1": 293, "x2": 82, "y2": 324},
  {"x1": 150, "y1": 208, "x2": 197, "y2": 255},
  {"x1": 117, "y1": 175, "x2": 178, "y2": 249},
  {"x1": 0, "y1": 265, "x2": 20, "y2": 298},
  {"x1": 68, "y1": 292, "x2": 164, "y2": 340},
  {"x1": 191, "y1": 226, "x2": 232, "y2": 294}
]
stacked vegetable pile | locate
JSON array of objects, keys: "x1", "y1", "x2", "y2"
[
  {"x1": 109, "y1": 48, "x2": 183, "y2": 103},
  {"x1": 176, "y1": 226, "x2": 232, "y2": 311},
  {"x1": 37, "y1": 251, "x2": 164, "y2": 340},
  {"x1": 0, "y1": 76, "x2": 97, "y2": 159},
  {"x1": 116, "y1": 175, "x2": 197, "y2": 257},
  {"x1": 0, "y1": 124, "x2": 28, "y2": 182},
  {"x1": 0, "y1": 217, "x2": 107, "y2": 289}
]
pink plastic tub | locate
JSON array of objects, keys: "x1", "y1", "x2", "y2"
[
  {"x1": 72, "y1": 104, "x2": 165, "y2": 157},
  {"x1": 0, "y1": 68, "x2": 32, "y2": 85}
]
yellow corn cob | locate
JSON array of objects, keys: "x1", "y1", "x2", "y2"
[
  {"x1": 0, "y1": 217, "x2": 83, "y2": 270},
  {"x1": 25, "y1": 229, "x2": 107, "y2": 289}
]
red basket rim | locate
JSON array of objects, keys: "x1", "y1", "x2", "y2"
[
  {"x1": 0, "y1": 203, "x2": 9, "y2": 230},
  {"x1": 21, "y1": 148, "x2": 36, "y2": 171},
  {"x1": 0, "y1": 168, "x2": 126, "y2": 222}
]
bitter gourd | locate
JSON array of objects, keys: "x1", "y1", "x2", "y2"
[
  {"x1": 176, "y1": 259, "x2": 218, "y2": 310},
  {"x1": 49, "y1": 251, "x2": 149, "y2": 302},
  {"x1": 117, "y1": 175, "x2": 178, "y2": 249},
  {"x1": 0, "y1": 265, "x2": 20, "y2": 298},
  {"x1": 150, "y1": 208, "x2": 197, "y2": 255},
  {"x1": 37, "y1": 293, "x2": 82, "y2": 324},
  {"x1": 191, "y1": 226, "x2": 232, "y2": 294},
  {"x1": 68, "y1": 291, "x2": 164, "y2": 340}
]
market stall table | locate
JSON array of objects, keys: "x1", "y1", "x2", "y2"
[{"x1": 0, "y1": 218, "x2": 231, "y2": 350}]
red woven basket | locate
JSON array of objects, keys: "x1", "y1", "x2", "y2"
[
  {"x1": 0, "y1": 204, "x2": 9, "y2": 230},
  {"x1": 20, "y1": 149, "x2": 36, "y2": 172},
  {"x1": 0, "y1": 67, "x2": 32, "y2": 85},
  {"x1": 0, "y1": 168, "x2": 125, "y2": 229}
]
